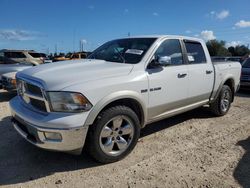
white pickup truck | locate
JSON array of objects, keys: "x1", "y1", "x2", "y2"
[{"x1": 10, "y1": 35, "x2": 241, "y2": 163}]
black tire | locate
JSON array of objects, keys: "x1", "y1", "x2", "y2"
[
  {"x1": 210, "y1": 85, "x2": 232, "y2": 116},
  {"x1": 86, "y1": 106, "x2": 140, "y2": 163}
]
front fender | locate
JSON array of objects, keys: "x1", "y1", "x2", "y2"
[{"x1": 84, "y1": 90, "x2": 147, "y2": 127}]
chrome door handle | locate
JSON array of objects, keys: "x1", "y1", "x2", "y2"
[
  {"x1": 206, "y1": 70, "x2": 213, "y2": 74},
  {"x1": 178, "y1": 73, "x2": 187, "y2": 78}
]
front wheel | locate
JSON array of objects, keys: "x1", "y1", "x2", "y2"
[
  {"x1": 210, "y1": 85, "x2": 232, "y2": 116},
  {"x1": 86, "y1": 106, "x2": 140, "y2": 163}
]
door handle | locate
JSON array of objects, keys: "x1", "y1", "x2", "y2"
[
  {"x1": 206, "y1": 70, "x2": 213, "y2": 74},
  {"x1": 177, "y1": 73, "x2": 187, "y2": 78}
]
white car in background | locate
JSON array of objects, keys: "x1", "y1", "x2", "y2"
[
  {"x1": 1, "y1": 72, "x2": 18, "y2": 91},
  {"x1": 0, "y1": 50, "x2": 46, "y2": 65},
  {"x1": 0, "y1": 57, "x2": 33, "y2": 89}
]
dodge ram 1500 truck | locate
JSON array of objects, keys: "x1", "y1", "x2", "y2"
[{"x1": 10, "y1": 35, "x2": 241, "y2": 163}]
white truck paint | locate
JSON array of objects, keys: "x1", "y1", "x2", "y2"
[{"x1": 9, "y1": 36, "x2": 241, "y2": 163}]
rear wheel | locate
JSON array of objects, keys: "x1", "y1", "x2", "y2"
[
  {"x1": 210, "y1": 85, "x2": 232, "y2": 116},
  {"x1": 87, "y1": 106, "x2": 140, "y2": 163}
]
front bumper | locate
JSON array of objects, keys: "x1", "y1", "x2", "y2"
[{"x1": 9, "y1": 96, "x2": 89, "y2": 154}]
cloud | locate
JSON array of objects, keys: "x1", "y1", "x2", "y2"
[
  {"x1": 235, "y1": 20, "x2": 250, "y2": 28},
  {"x1": 152, "y1": 12, "x2": 159, "y2": 16},
  {"x1": 81, "y1": 39, "x2": 87, "y2": 44},
  {"x1": 200, "y1": 30, "x2": 216, "y2": 41},
  {"x1": 226, "y1": 41, "x2": 243, "y2": 48},
  {"x1": 208, "y1": 10, "x2": 229, "y2": 20},
  {"x1": 216, "y1": 10, "x2": 229, "y2": 20},
  {"x1": 124, "y1": 9, "x2": 129, "y2": 13},
  {"x1": 0, "y1": 29, "x2": 41, "y2": 41}
]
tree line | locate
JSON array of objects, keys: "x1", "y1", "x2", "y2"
[{"x1": 206, "y1": 40, "x2": 250, "y2": 57}]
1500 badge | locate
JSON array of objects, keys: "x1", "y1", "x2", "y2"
[{"x1": 141, "y1": 87, "x2": 161, "y2": 93}]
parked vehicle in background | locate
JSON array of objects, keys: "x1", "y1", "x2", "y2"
[
  {"x1": 0, "y1": 49, "x2": 46, "y2": 65},
  {"x1": 240, "y1": 58, "x2": 250, "y2": 88},
  {"x1": 1, "y1": 72, "x2": 17, "y2": 91},
  {"x1": 0, "y1": 57, "x2": 32, "y2": 89},
  {"x1": 53, "y1": 52, "x2": 87, "y2": 62},
  {"x1": 212, "y1": 56, "x2": 243, "y2": 64},
  {"x1": 10, "y1": 35, "x2": 241, "y2": 163}
]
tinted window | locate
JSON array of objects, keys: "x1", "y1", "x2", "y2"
[
  {"x1": 154, "y1": 39, "x2": 183, "y2": 65},
  {"x1": 242, "y1": 58, "x2": 250, "y2": 68},
  {"x1": 29, "y1": 52, "x2": 43, "y2": 58},
  {"x1": 88, "y1": 38, "x2": 156, "y2": 64},
  {"x1": 72, "y1": 54, "x2": 79, "y2": 59},
  {"x1": 40, "y1": 53, "x2": 47, "y2": 58},
  {"x1": 80, "y1": 53, "x2": 86, "y2": 59},
  {"x1": 4, "y1": 52, "x2": 26, "y2": 58},
  {"x1": 185, "y1": 42, "x2": 207, "y2": 64}
]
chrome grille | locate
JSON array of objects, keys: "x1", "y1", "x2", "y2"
[{"x1": 17, "y1": 79, "x2": 50, "y2": 113}]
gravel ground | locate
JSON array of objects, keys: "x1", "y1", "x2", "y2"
[{"x1": 0, "y1": 89, "x2": 249, "y2": 188}]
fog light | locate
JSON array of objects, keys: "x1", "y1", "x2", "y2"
[{"x1": 44, "y1": 132, "x2": 62, "y2": 141}]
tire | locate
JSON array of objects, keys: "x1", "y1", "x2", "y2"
[
  {"x1": 86, "y1": 106, "x2": 140, "y2": 163},
  {"x1": 210, "y1": 85, "x2": 232, "y2": 116}
]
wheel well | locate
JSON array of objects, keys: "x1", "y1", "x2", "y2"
[
  {"x1": 101, "y1": 98, "x2": 144, "y2": 126},
  {"x1": 224, "y1": 79, "x2": 235, "y2": 102}
]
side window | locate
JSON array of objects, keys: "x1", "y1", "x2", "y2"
[
  {"x1": 80, "y1": 53, "x2": 86, "y2": 59},
  {"x1": 15, "y1": 52, "x2": 26, "y2": 58},
  {"x1": 184, "y1": 42, "x2": 207, "y2": 64},
  {"x1": 72, "y1": 54, "x2": 79, "y2": 59},
  {"x1": 4, "y1": 52, "x2": 26, "y2": 58},
  {"x1": 155, "y1": 39, "x2": 184, "y2": 65}
]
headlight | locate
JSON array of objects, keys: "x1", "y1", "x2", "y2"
[
  {"x1": 47, "y1": 92, "x2": 92, "y2": 113},
  {"x1": 11, "y1": 79, "x2": 17, "y2": 86}
]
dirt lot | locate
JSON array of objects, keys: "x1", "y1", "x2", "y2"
[{"x1": 0, "y1": 89, "x2": 249, "y2": 188}]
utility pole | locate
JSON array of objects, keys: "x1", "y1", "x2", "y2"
[{"x1": 55, "y1": 44, "x2": 57, "y2": 55}]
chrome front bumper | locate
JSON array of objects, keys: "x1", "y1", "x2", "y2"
[{"x1": 10, "y1": 96, "x2": 89, "y2": 154}]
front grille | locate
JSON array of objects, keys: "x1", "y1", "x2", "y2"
[
  {"x1": 30, "y1": 98, "x2": 47, "y2": 112},
  {"x1": 17, "y1": 79, "x2": 49, "y2": 113},
  {"x1": 2, "y1": 76, "x2": 8, "y2": 86},
  {"x1": 25, "y1": 83, "x2": 43, "y2": 96}
]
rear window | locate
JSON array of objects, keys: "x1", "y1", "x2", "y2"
[
  {"x1": 4, "y1": 52, "x2": 26, "y2": 58},
  {"x1": 29, "y1": 52, "x2": 43, "y2": 58},
  {"x1": 242, "y1": 58, "x2": 250, "y2": 68},
  {"x1": 184, "y1": 41, "x2": 207, "y2": 64}
]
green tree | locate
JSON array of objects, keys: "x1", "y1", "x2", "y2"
[
  {"x1": 206, "y1": 40, "x2": 231, "y2": 56},
  {"x1": 234, "y1": 45, "x2": 249, "y2": 56}
]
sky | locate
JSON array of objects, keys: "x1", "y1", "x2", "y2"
[{"x1": 0, "y1": 0, "x2": 250, "y2": 54}]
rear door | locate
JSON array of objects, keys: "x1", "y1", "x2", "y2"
[
  {"x1": 183, "y1": 40, "x2": 214, "y2": 103},
  {"x1": 147, "y1": 39, "x2": 189, "y2": 120}
]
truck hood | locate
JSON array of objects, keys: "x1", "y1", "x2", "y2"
[{"x1": 17, "y1": 59, "x2": 134, "y2": 90}]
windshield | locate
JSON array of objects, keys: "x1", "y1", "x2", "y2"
[
  {"x1": 88, "y1": 38, "x2": 156, "y2": 64},
  {"x1": 242, "y1": 58, "x2": 250, "y2": 68}
]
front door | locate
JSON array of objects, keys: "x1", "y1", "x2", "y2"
[{"x1": 147, "y1": 39, "x2": 189, "y2": 121}]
